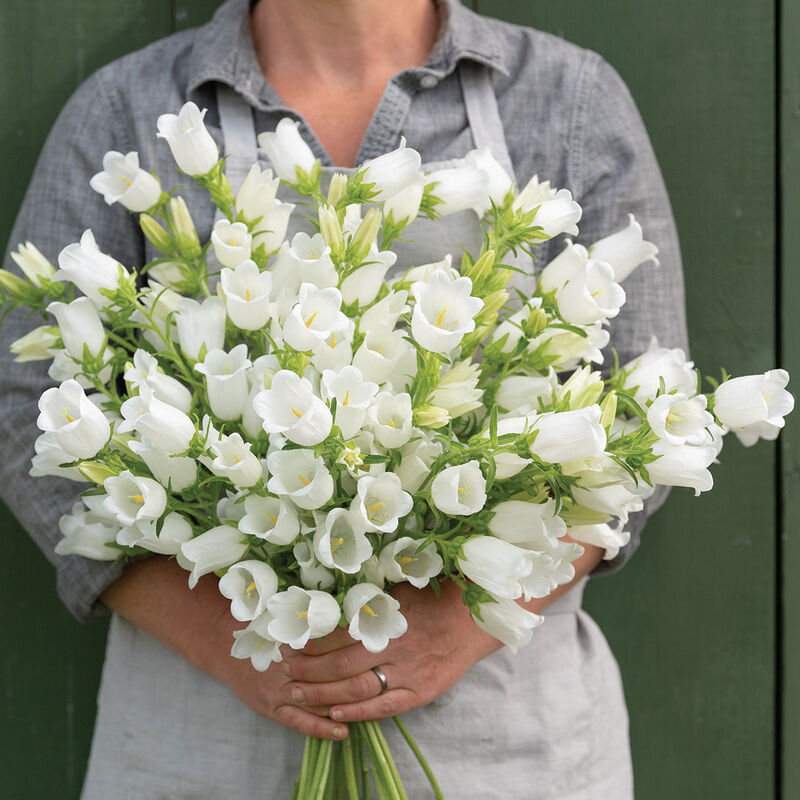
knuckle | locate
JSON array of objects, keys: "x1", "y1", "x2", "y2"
[
  {"x1": 353, "y1": 672, "x2": 375, "y2": 698},
  {"x1": 379, "y1": 695, "x2": 398, "y2": 716},
  {"x1": 335, "y1": 650, "x2": 356, "y2": 676}
]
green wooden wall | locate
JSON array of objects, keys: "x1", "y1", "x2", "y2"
[{"x1": 0, "y1": 1, "x2": 791, "y2": 797}]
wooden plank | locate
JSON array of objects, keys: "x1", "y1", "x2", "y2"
[
  {"x1": 173, "y1": 0, "x2": 221, "y2": 31},
  {"x1": 480, "y1": 1, "x2": 777, "y2": 797},
  {"x1": 780, "y1": 0, "x2": 800, "y2": 794},
  {"x1": 0, "y1": 3, "x2": 172, "y2": 796}
]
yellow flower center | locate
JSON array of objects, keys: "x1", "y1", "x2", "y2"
[
  {"x1": 62, "y1": 408, "x2": 75, "y2": 423},
  {"x1": 361, "y1": 602, "x2": 378, "y2": 618},
  {"x1": 297, "y1": 473, "x2": 311, "y2": 486},
  {"x1": 434, "y1": 305, "x2": 449, "y2": 328},
  {"x1": 291, "y1": 406, "x2": 304, "y2": 418},
  {"x1": 129, "y1": 494, "x2": 145, "y2": 504},
  {"x1": 305, "y1": 311, "x2": 318, "y2": 328},
  {"x1": 246, "y1": 580, "x2": 257, "y2": 598}
]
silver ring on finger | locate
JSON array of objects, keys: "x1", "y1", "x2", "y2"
[{"x1": 371, "y1": 666, "x2": 389, "y2": 695}]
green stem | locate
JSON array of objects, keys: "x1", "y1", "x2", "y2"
[
  {"x1": 372, "y1": 722, "x2": 408, "y2": 800},
  {"x1": 298, "y1": 736, "x2": 318, "y2": 799},
  {"x1": 392, "y1": 716, "x2": 445, "y2": 799},
  {"x1": 342, "y1": 733, "x2": 360, "y2": 800},
  {"x1": 307, "y1": 738, "x2": 333, "y2": 799},
  {"x1": 354, "y1": 724, "x2": 371, "y2": 800},
  {"x1": 363, "y1": 722, "x2": 401, "y2": 800}
]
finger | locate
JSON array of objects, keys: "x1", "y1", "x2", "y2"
[
  {"x1": 288, "y1": 667, "x2": 390, "y2": 707},
  {"x1": 283, "y1": 643, "x2": 381, "y2": 683},
  {"x1": 328, "y1": 688, "x2": 418, "y2": 723},
  {"x1": 272, "y1": 703, "x2": 349, "y2": 740},
  {"x1": 295, "y1": 626, "x2": 353, "y2": 657}
]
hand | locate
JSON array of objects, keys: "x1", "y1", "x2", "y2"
[
  {"x1": 281, "y1": 580, "x2": 502, "y2": 723},
  {"x1": 101, "y1": 556, "x2": 349, "y2": 741}
]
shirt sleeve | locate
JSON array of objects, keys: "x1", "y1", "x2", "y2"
[
  {"x1": 0, "y1": 67, "x2": 146, "y2": 620},
  {"x1": 568, "y1": 53, "x2": 690, "y2": 576}
]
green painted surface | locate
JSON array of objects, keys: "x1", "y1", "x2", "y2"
[{"x1": 0, "y1": 1, "x2": 785, "y2": 798}]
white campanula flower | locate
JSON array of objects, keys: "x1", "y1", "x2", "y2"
[
  {"x1": 360, "y1": 290, "x2": 409, "y2": 332},
  {"x1": 536, "y1": 321, "x2": 610, "y2": 369},
  {"x1": 217, "y1": 489, "x2": 249, "y2": 525},
  {"x1": 45, "y1": 349, "x2": 106, "y2": 390},
  {"x1": 384, "y1": 173, "x2": 425, "y2": 225},
  {"x1": 218, "y1": 560, "x2": 279, "y2": 622},
  {"x1": 378, "y1": 536, "x2": 443, "y2": 589},
  {"x1": 566, "y1": 523, "x2": 631, "y2": 561},
  {"x1": 257, "y1": 118, "x2": 317, "y2": 182},
  {"x1": 529, "y1": 407, "x2": 607, "y2": 464},
  {"x1": 283, "y1": 283, "x2": 348, "y2": 353},
  {"x1": 570, "y1": 482, "x2": 644, "y2": 527},
  {"x1": 175, "y1": 296, "x2": 226, "y2": 361},
  {"x1": 336, "y1": 443, "x2": 366, "y2": 477},
  {"x1": 266, "y1": 586, "x2": 340, "y2": 649},
  {"x1": 231, "y1": 612, "x2": 282, "y2": 671},
  {"x1": 472, "y1": 599, "x2": 543, "y2": 653},
  {"x1": 54, "y1": 230, "x2": 125, "y2": 306},
  {"x1": 410, "y1": 270, "x2": 483, "y2": 354},
  {"x1": 530, "y1": 189, "x2": 582, "y2": 238},
  {"x1": 513, "y1": 174, "x2": 555, "y2": 211},
  {"x1": 242, "y1": 354, "x2": 282, "y2": 438},
  {"x1": 10, "y1": 242, "x2": 55, "y2": 286},
  {"x1": 488, "y1": 499, "x2": 567, "y2": 546},
  {"x1": 366, "y1": 391, "x2": 413, "y2": 449},
  {"x1": 270, "y1": 233, "x2": 336, "y2": 299},
  {"x1": 136, "y1": 279, "x2": 182, "y2": 350},
  {"x1": 118, "y1": 382, "x2": 195, "y2": 455},
  {"x1": 622, "y1": 337, "x2": 696, "y2": 405},
  {"x1": 266, "y1": 448, "x2": 334, "y2": 510},
  {"x1": 361, "y1": 139, "x2": 422, "y2": 200},
  {"x1": 254, "y1": 370, "x2": 332, "y2": 446},
  {"x1": 292, "y1": 537, "x2": 337, "y2": 590},
  {"x1": 395, "y1": 432, "x2": 443, "y2": 493},
  {"x1": 55, "y1": 500, "x2": 119, "y2": 560},
  {"x1": 320, "y1": 365, "x2": 379, "y2": 439},
  {"x1": 353, "y1": 472, "x2": 413, "y2": 533},
  {"x1": 90, "y1": 150, "x2": 161, "y2": 212},
  {"x1": 311, "y1": 320, "x2": 355, "y2": 373},
  {"x1": 647, "y1": 439, "x2": 717, "y2": 496},
  {"x1": 30, "y1": 432, "x2": 84, "y2": 480},
  {"x1": 556, "y1": 365, "x2": 604, "y2": 410},
  {"x1": 555, "y1": 260, "x2": 626, "y2": 325},
  {"x1": 47, "y1": 297, "x2": 105, "y2": 360},
  {"x1": 457, "y1": 536, "x2": 533, "y2": 601},
  {"x1": 341, "y1": 250, "x2": 396, "y2": 307},
  {"x1": 428, "y1": 361, "x2": 483, "y2": 418},
  {"x1": 430, "y1": 460, "x2": 487, "y2": 515},
  {"x1": 400, "y1": 254, "x2": 459, "y2": 286},
  {"x1": 235, "y1": 163, "x2": 280, "y2": 224},
  {"x1": 496, "y1": 373, "x2": 556, "y2": 414},
  {"x1": 37, "y1": 379, "x2": 110, "y2": 459},
  {"x1": 252, "y1": 198, "x2": 296, "y2": 254},
  {"x1": 124, "y1": 349, "x2": 193, "y2": 413},
  {"x1": 103, "y1": 469, "x2": 167, "y2": 528},
  {"x1": 464, "y1": 148, "x2": 514, "y2": 215},
  {"x1": 352, "y1": 325, "x2": 407, "y2": 384},
  {"x1": 343, "y1": 584, "x2": 408, "y2": 654},
  {"x1": 538, "y1": 239, "x2": 589, "y2": 293},
  {"x1": 211, "y1": 219, "x2": 252, "y2": 268},
  {"x1": 10, "y1": 325, "x2": 60, "y2": 363},
  {"x1": 425, "y1": 165, "x2": 489, "y2": 217},
  {"x1": 713, "y1": 369, "x2": 794, "y2": 446},
  {"x1": 647, "y1": 392, "x2": 714, "y2": 446},
  {"x1": 313, "y1": 508, "x2": 372, "y2": 574},
  {"x1": 205, "y1": 431, "x2": 263, "y2": 488},
  {"x1": 156, "y1": 102, "x2": 219, "y2": 176},
  {"x1": 178, "y1": 525, "x2": 248, "y2": 589},
  {"x1": 129, "y1": 438, "x2": 197, "y2": 492},
  {"x1": 116, "y1": 510, "x2": 193, "y2": 555},
  {"x1": 238, "y1": 494, "x2": 299, "y2": 545},
  {"x1": 490, "y1": 304, "x2": 532, "y2": 354},
  {"x1": 589, "y1": 214, "x2": 659, "y2": 282},
  {"x1": 195, "y1": 344, "x2": 252, "y2": 420}
]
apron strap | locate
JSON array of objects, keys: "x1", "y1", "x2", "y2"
[
  {"x1": 458, "y1": 60, "x2": 517, "y2": 183},
  {"x1": 216, "y1": 83, "x2": 259, "y2": 194}
]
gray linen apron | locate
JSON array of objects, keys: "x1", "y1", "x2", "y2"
[{"x1": 81, "y1": 63, "x2": 633, "y2": 800}]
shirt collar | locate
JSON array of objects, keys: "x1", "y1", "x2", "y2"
[{"x1": 186, "y1": 0, "x2": 509, "y2": 102}]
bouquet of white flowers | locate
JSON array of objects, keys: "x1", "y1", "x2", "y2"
[{"x1": 1, "y1": 103, "x2": 793, "y2": 799}]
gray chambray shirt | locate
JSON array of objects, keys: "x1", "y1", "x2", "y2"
[{"x1": 1, "y1": 0, "x2": 687, "y2": 623}]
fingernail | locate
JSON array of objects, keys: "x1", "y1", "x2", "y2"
[
  {"x1": 331, "y1": 709, "x2": 343, "y2": 721},
  {"x1": 333, "y1": 726, "x2": 346, "y2": 739},
  {"x1": 292, "y1": 687, "x2": 305, "y2": 702}
]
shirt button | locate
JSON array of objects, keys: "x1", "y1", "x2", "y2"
[{"x1": 419, "y1": 74, "x2": 439, "y2": 89}]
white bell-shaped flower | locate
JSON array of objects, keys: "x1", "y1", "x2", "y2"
[
  {"x1": 400, "y1": 254, "x2": 459, "y2": 286},
  {"x1": 527, "y1": 407, "x2": 607, "y2": 464},
  {"x1": 361, "y1": 141, "x2": 422, "y2": 201},
  {"x1": 175, "y1": 296, "x2": 226, "y2": 361},
  {"x1": 341, "y1": 250, "x2": 396, "y2": 306},
  {"x1": 205, "y1": 431, "x2": 263, "y2": 488},
  {"x1": 395, "y1": 433, "x2": 442, "y2": 493},
  {"x1": 266, "y1": 448, "x2": 334, "y2": 510},
  {"x1": 220, "y1": 260, "x2": 272, "y2": 331},
  {"x1": 124, "y1": 349, "x2": 193, "y2": 413},
  {"x1": 30, "y1": 432, "x2": 84, "y2": 481},
  {"x1": 410, "y1": 270, "x2": 483, "y2": 354},
  {"x1": 428, "y1": 361, "x2": 483, "y2": 418},
  {"x1": 266, "y1": 586, "x2": 340, "y2": 649},
  {"x1": 464, "y1": 148, "x2": 513, "y2": 215},
  {"x1": 353, "y1": 472, "x2": 413, "y2": 533},
  {"x1": 530, "y1": 188, "x2": 582, "y2": 238},
  {"x1": 270, "y1": 233, "x2": 337, "y2": 299},
  {"x1": 195, "y1": 344, "x2": 252, "y2": 420},
  {"x1": 646, "y1": 439, "x2": 717, "y2": 496},
  {"x1": 118, "y1": 382, "x2": 195, "y2": 455},
  {"x1": 156, "y1": 102, "x2": 219, "y2": 175},
  {"x1": 179, "y1": 525, "x2": 248, "y2": 589},
  {"x1": 378, "y1": 536, "x2": 443, "y2": 589},
  {"x1": 257, "y1": 118, "x2": 316, "y2": 182},
  {"x1": 235, "y1": 164, "x2": 280, "y2": 224},
  {"x1": 320, "y1": 365, "x2": 379, "y2": 439},
  {"x1": 10, "y1": 325, "x2": 60, "y2": 363},
  {"x1": 283, "y1": 283, "x2": 348, "y2": 353},
  {"x1": 47, "y1": 297, "x2": 106, "y2": 360},
  {"x1": 366, "y1": 391, "x2": 413, "y2": 449},
  {"x1": 37, "y1": 379, "x2": 110, "y2": 459},
  {"x1": 425, "y1": 165, "x2": 490, "y2": 217},
  {"x1": 352, "y1": 325, "x2": 406, "y2": 384},
  {"x1": 488, "y1": 499, "x2": 567, "y2": 545},
  {"x1": 313, "y1": 508, "x2": 372, "y2": 574},
  {"x1": 360, "y1": 291, "x2": 409, "y2": 332},
  {"x1": 90, "y1": 150, "x2": 162, "y2": 212},
  {"x1": 252, "y1": 198, "x2": 296, "y2": 253},
  {"x1": 254, "y1": 370, "x2": 332, "y2": 446},
  {"x1": 555, "y1": 260, "x2": 626, "y2": 325},
  {"x1": 589, "y1": 214, "x2": 659, "y2": 282},
  {"x1": 241, "y1": 354, "x2": 282, "y2": 438},
  {"x1": 103, "y1": 469, "x2": 167, "y2": 527},
  {"x1": 647, "y1": 392, "x2": 714, "y2": 446},
  {"x1": 218, "y1": 560, "x2": 279, "y2": 622},
  {"x1": 430, "y1": 460, "x2": 487, "y2": 515},
  {"x1": 496, "y1": 372, "x2": 556, "y2": 414},
  {"x1": 116, "y1": 510, "x2": 193, "y2": 555},
  {"x1": 457, "y1": 537, "x2": 533, "y2": 601},
  {"x1": 567, "y1": 523, "x2": 630, "y2": 561},
  {"x1": 621, "y1": 337, "x2": 696, "y2": 405},
  {"x1": 55, "y1": 500, "x2": 119, "y2": 560},
  {"x1": 472, "y1": 599, "x2": 543, "y2": 653},
  {"x1": 211, "y1": 219, "x2": 252, "y2": 268},
  {"x1": 311, "y1": 319, "x2": 355, "y2": 373},
  {"x1": 238, "y1": 494, "x2": 299, "y2": 544},
  {"x1": 343, "y1": 584, "x2": 408, "y2": 654},
  {"x1": 54, "y1": 230, "x2": 125, "y2": 306},
  {"x1": 231, "y1": 612, "x2": 283, "y2": 672},
  {"x1": 383, "y1": 174, "x2": 425, "y2": 224},
  {"x1": 538, "y1": 239, "x2": 589, "y2": 293}
]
